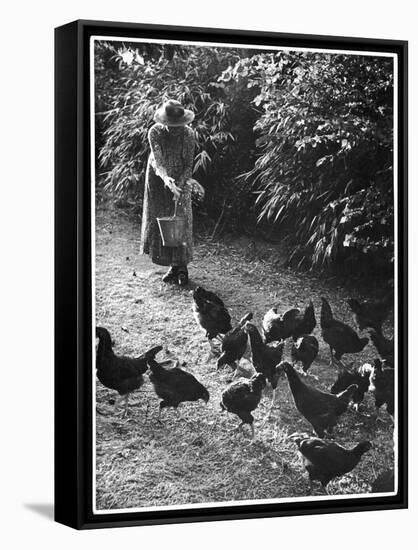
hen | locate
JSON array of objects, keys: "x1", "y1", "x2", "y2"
[
  {"x1": 282, "y1": 361, "x2": 357, "y2": 437},
  {"x1": 263, "y1": 301, "x2": 316, "y2": 343},
  {"x1": 320, "y1": 297, "x2": 369, "y2": 366},
  {"x1": 330, "y1": 362, "x2": 370, "y2": 411},
  {"x1": 369, "y1": 329, "x2": 394, "y2": 367},
  {"x1": 192, "y1": 286, "x2": 232, "y2": 356},
  {"x1": 362, "y1": 358, "x2": 394, "y2": 417},
  {"x1": 291, "y1": 433, "x2": 372, "y2": 493},
  {"x1": 371, "y1": 469, "x2": 395, "y2": 493},
  {"x1": 243, "y1": 323, "x2": 284, "y2": 408},
  {"x1": 220, "y1": 373, "x2": 266, "y2": 438},
  {"x1": 347, "y1": 295, "x2": 392, "y2": 333},
  {"x1": 291, "y1": 335, "x2": 319, "y2": 374},
  {"x1": 217, "y1": 312, "x2": 253, "y2": 370},
  {"x1": 96, "y1": 327, "x2": 162, "y2": 415},
  {"x1": 147, "y1": 357, "x2": 209, "y2": 421}
]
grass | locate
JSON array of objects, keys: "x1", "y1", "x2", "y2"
[{"x1": 95, "y1": 204, "x2": 395, "y2": 511}]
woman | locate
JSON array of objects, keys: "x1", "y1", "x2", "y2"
[{"x1": 140, "y1": 99, "x2": 203, "y2": 285}]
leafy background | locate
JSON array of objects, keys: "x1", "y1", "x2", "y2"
[{"x1": 95, "y1": 41, "x2": 394, "y2": 280}]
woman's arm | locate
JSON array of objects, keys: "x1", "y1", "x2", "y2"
[
  {"x1": 148, "y1": 125, "x2": 168, "y2": 180},
  {"x1": 148, "y1": 125, "x2": 180, "y2": 198}
]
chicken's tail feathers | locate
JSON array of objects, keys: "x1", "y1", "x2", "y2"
[
  {"x1": 287, "y1": 432, "x2": 311, "y2": 447},
  {"x1": 238, "y1": 312, "x2": 253, "y2": 327},
  {"x1": 338, "y1": 383, "x2": 359, "y2": 401},
  {"x1": 140, "y1": 345, "x2": 163, "y2": 361}
]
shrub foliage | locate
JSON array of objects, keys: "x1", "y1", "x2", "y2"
[{"x1": 96, "y1": 41, "x2": 394, "y2": 275}]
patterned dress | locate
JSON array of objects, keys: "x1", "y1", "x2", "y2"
[{"x1": 140, "y1": 123, "x2": 195, "y2": 266}]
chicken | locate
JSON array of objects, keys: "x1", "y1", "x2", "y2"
[
  {"x1": 371, "y1": 469, "x2": 395, "y2": 493},
  {"x1": 243, "y1": 323, "x2": 284, "y2": 409},
  {"x1": 290, "y1": 433, "x2": 372, "y2": 493},
  {"x1": 220, "y1": 373, "x2": 266, "y2": 438},
  {"x1": 362, "y1": 359, "x2": 394, "y2": 417},
  {"x1": 263, "y1": 301, "x2": 316, "y2": 343},
  {"x1": 369, "y1": 329, "x2": 394, "y2": 367},
  {"x1": 320, "y1": 297, "x2": 369, "y2": 366},
  {"x1": 347, "y1": 295, "x2": 392, "y2": 333},
  {"x1": 192, "y1": 286, "x2": 232, "y2": 357},
  {"x1": 217, "y1": 312, "x2": 253, "y2": 370},
  {"x1": 282, "y1": 361, "x2": 358, "y2": 437},
  {"x1": 330, "y1": 362, "x2": 370, "y2": 411},
  {"x1": 292, "y1": 301, "x2": 317, "y2": 341},
  {"x1": 291, "y1": 335, "x2": 319, "y2": 374},
  {"x1": 147, "y1": 357, "x2": 209, "y2": 421},
  {"x1": 95, "y1": 327, "x2": 162, "y2": 415}
]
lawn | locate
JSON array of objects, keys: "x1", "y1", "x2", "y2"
[{"x1": 95, "y1": 204, "x2": 395, "y2": 511}]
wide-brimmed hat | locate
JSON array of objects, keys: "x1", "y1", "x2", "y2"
[{"x1": 154, "y1": 99, "x2": 195, "y2": 127}]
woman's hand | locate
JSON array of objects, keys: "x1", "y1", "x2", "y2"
[
  {"x1": 164, "y1": 176, "x2": 181, "y2": 199},
  {"x1": 193, "y1": 181, "x2": 205, "y2": 201},
  {"x1": 186, "y1": 178, "x2": 205, "y2": 201}
]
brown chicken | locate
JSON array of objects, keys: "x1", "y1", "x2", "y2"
[
  {"x1": 263, "y1": 301, "x2": 316, "y2": 343},
  {"x1": 243, "y1": 323, "x2": 284, "y2": 409},
  {"x1": 330, "y1": 362, "x2": 371, "y2": 411},
  {"x1": 192, "y1": 286, "x2": 232, "y2": 356},
  {"x1": 291, "y1": 433, "x2": 372, "y2": 493},
  {"x1": 320, "y1": 297, "x2": 368, "y2": 366},
  {"x1": 282, "y1": 361, "x2": 358, "y2": 437},
  {"x1": 96, "y1": 327, "x2": 163, "y2": 415},
  {"x1": 220, "y1": 373, "x2": 266, "y2": 438},
  {"x1": 291, "y1": 335, "x2": 319, "y2": 374},
  {"x1": 217, "y1": 312, "x2": 253, "y2": 370},
  {"x1": 362, "y1": 358, "x2": 394, "y2": 417},
  {"x1": 369, "y1": 329, "x2": 394, "y2": 367},
  {"x1": 347, "y1": 295, "x2": 392, "y2": 333}
]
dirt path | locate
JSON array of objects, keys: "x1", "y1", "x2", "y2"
[{"x1": 95, "y1": 205, "x2": 394, "y2": 511}]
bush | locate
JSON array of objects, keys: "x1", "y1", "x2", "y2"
[
  {"x1": 227, "y1": 51, "x2": 394, "y2": 274},
  {"x1": 96, "y1": 43, "x2": 394, "y2": 276}
]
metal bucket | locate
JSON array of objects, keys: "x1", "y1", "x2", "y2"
[{"x1": 157, "y1": 215, "x2": 187, "y2": 247}]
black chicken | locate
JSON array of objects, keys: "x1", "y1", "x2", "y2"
[
  {"x1": 320, "y1": 297, "x2": 369, "y2": 366},
  {"x1": 362, "y1": 358, "x2": 394, "y2": 417},
  {"x1": 220, "y1": 373, "x2": 266, "y2": 438},
  {"x1": 263, "y1": 301, "x2": 316, "y2": 343},
  {"x1": 192, "y1": 286, "x2": 232, "y2": 357},
  {"x1": 347, "y1": 295, "x2": 392, "y2": 333},
  {"x1": 283, "y1": 361, "x2": 358, "y2": 437},
  {"x1": 371, "y1": 469, "x2": 395, "y2": 493},
  {"x1": 291, "y1": 433, "x2": 372, "y2": 493},
  {"x1": 291, "y1": 335, "x2": 319, "y2": 374},
  {"x1": 369, "y1": 329, "x2": 394, "y2": 367},
  {"x1": 96, "y1": 327, "x2": 162, "y2": 415},
  {"x1": 243, "y1": 323, "x2": 284, "y2": 409},
  {"x1": 147, "y1": 357, "x2": 209, "y2": 421},
  {"x1": 330, "y1": 362, "x2": 370, "y2": 411},
  {"x1": 217, "y1": 312, "x2": 253, "y2": 370}
]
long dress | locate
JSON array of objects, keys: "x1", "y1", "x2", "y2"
[{"x1": 140, "y1": 123, "x2": 195, "y2": 266}]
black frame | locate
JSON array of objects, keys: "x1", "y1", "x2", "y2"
[{"x1": 55, "y1": 19, "x2": 408, "y2": 530}]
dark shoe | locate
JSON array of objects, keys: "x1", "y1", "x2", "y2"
[
  {"x1": 177, "y1": 266, "x2": 189, "y2": 286},
  {"x1": 162, "y1": 266, "x2": 178, "y2": 283}
]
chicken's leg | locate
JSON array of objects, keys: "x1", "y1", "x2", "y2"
[
  {"x1": 260, "y1": 388, "x2": 277, "y2": 427},
  {"x1": 249, "y1": 423, "x2": 255, "y2": 440},
  {"x1": 329, "y1": 345, "x2": 335, "y2": 367},
  {"x1": 113, "y1": 395, "x2": 123, "y2": 414},
  {"x1": 122, "y1": 394, "x2": 130, "y2": 417}
]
